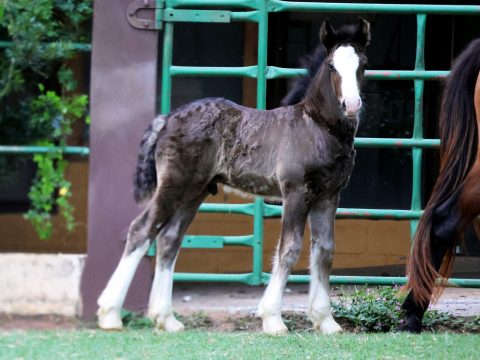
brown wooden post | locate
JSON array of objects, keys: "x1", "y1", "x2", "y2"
[{"x1": 80, "y1": 0, "x2": 158, "y2": 317}]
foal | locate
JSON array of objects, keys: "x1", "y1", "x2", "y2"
[{"x1": 97, "y1": 19, "x2": 371, "y2": 335}]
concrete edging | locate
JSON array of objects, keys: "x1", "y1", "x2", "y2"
[{"x1": 0, "y1": 253, "x2": 86, "y2": 316}]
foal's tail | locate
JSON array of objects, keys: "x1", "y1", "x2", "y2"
[
  {"x1": 407, "y1": 39, "x2": 480, "y2": 305},
  {"x1": 133, "y1": 115, "x2": 166, "y2": 204}
]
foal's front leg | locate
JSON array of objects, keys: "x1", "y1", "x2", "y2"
[
  {"x1": 308, "y1": 197, "x2": 342, "y2": 334},
  {"x1": 258, "y1": 188, "x2": 309, "y2": 335}
]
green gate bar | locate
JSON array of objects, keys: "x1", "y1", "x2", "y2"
[
  {"x1": 410, "y1": 14, "x2": 427, "y2": 236},
  {"x1": 0, "y1": 146, "x2": 89, "y2": 155},
  {"x1": 170, "y1": 0, "x2": 480, "y2": 14},
  {"x1": 268, "y1": 1, "x2": 480, "y2": 14},
  {"x1": 0, "y1": 41, "x2": 91, "y2": 51},
  {"x1": 169, "y1": 65, "x2": 450, "y2": 80}
]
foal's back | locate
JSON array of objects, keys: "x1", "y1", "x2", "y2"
[{"x1": 155, "y1": 97, "x2": 289, "y2": 195}]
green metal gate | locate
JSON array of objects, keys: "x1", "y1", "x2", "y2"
[
  {"x1": 150, "y1": 0, "x2": 480, "y2": 287},
  {"x1": 3, "y1": 1, "x2": 480, "y2": 287}
]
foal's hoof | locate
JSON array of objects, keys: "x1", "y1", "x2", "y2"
[
  {"x1": 262, "y1": 316, "x2": 288, "y2": 336},
  {"x1": 152, "y1": 314, "x2": 185, "y2": 333},
  {"x1": 314, "y1": 317, "x2": 343, "y2": 335},
  {"x1": 97, "y1": 307, "x2": 123, "y2": 331}
]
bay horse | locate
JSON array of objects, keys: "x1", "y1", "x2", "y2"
[
  {"x1": 96, "y1": 18, "x2": 371, "y2": 335},
  {"x1": 401, "y1": 38, "x2": 480, "y2": 333}
]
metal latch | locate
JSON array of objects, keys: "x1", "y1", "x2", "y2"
[{"x1": 127, "y1": 0, "x2": 231, "y2": 30}]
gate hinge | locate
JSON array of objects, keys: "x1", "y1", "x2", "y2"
[
  {"x1": 127, "y1": 0, "x2": 231, "y2": 31},
  {"x1": 126, "y1": 0, "x2": 163, "y2": 30}
]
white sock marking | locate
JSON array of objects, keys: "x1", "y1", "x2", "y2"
[
  {"x1": 148, "y1": 260, "x2": 184, "y2": 332},
  {"x1": 98, "y1": 241, "x2": 150, "y2": 311},
  {"x1": 308, "y1": 246, "x2": 342, "y2": 334},
  {"x1": 149, "y1": 265, "x2": 174, "y2": 317},
  {"x1": 258, "y1": 260, "x2": 289, "y2": 335},
  {"x1": 97, "y1": 241, "x2": 150, "y2": 329}
]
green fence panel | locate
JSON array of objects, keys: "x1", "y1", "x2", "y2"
[{"x1": 155, "y1": 0, "x2": 480, "y2": 287}]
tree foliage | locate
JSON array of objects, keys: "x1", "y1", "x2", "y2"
[{"x1": 0, "y1": 0, "x2": 92, "y2": 239}]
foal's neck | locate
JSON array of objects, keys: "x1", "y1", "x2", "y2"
[{"x1": 302, "y1": 66, "x2": 358, "y2": 145}]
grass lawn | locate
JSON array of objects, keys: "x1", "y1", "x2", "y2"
[{"x1": 1, "y1": 329, "x2": 480, "y2": 360}]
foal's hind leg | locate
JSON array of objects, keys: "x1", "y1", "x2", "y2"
[
  {"x1": 308, "y1": 196, "x2": 342, "y2": 334},
  {"x1": 147, "y1": 191, "x2": 208, "y2": 332},
  {"x1": 97, "y1": 209, "x2": 154, "y2": 330},
  {"x1": 258, "y1": 186, "x2": 309, "y2": 335}
]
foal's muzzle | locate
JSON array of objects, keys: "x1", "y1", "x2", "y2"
[{"x1": 342, "y1": 97, "x2": 362, "y2": 118}]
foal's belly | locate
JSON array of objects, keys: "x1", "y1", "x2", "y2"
[{"x1": 221, "y1": 172, "x2": 282, "y2": 199}]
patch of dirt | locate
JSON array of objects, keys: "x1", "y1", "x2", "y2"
[
  {"x1": 179, "y1": 311, "x2": 262, "y2": 332},
  {"x1": 1, "y1": 311, "x2": 479, "y2": 334},
  {"x1": 132, "y1": 311, "x2": 354, "y2": 333},
  {"x1": 0, "y1": 314, "x2": 88, "y2": 331}
]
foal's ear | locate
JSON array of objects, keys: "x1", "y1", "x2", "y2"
[
  {"x1": 320, "y1": 19, "x2": 337, "y2": 51},
  {"x1": 354, "y1": 17, "x2": 371, "y2": 48}
]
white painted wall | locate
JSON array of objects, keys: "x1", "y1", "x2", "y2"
[{"x1": 0, "y1": 253, "x2": 86, "y2": 316}]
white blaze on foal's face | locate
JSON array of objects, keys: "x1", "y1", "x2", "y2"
[{"x1": 332, "y1": 45, "x2": 362, "y2": 117}]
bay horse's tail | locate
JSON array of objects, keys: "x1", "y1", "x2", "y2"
[
  {"x1": 133, "y1": 115, "x2": 166, "y2": 204},
  {"x1": 407, "y1": 39, "x2": 480, "y2": 305}
]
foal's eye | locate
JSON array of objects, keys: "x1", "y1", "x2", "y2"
[{"x1": 328, "y1": 64, "x2": 336, "y2": 72}]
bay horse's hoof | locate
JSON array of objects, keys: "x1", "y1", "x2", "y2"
[{"x1": 397, "y1": 317, "x2": 422, "y2": 333}]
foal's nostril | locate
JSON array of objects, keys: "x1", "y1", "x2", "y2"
[{"x1": 341, "y1": 101, "x2": 346, "y2": 110}]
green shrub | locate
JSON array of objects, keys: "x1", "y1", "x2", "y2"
[
  {"x1": 331, "y1": 285, "x2": 476, "y2": 333},
  {"x1": 0, "y1": 0, "x2": 92, "y2": 239},
  {"x1": 332, "y1": 286, "x2": 405, "y2": 332}
]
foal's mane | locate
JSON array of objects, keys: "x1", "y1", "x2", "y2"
[
  {"x1": 281, "y1": 21, "x2": 369, "y2": 106},
  {"x1": 281, "y1": 45, "x2": 327, "y2": 106}
]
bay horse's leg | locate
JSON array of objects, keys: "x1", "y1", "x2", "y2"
[
  {"x1": 97, "y1": 208, "x2": 155, "y2": 330},
  {"x1": 401, "y1": 243, "x2": 450, "y2": 332},
  {"x1": 401, "y1": 162, "x2": 480, "y2": 332},
  {"x1": 258, "y1": 186, "x2": 309, "y2": 335},
  {"x1": 308, "y1": 196, "x2": 342, "y2": 334},
  {"x1": 147, "y1": 190, "x2": 208, "y2": 332}
]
